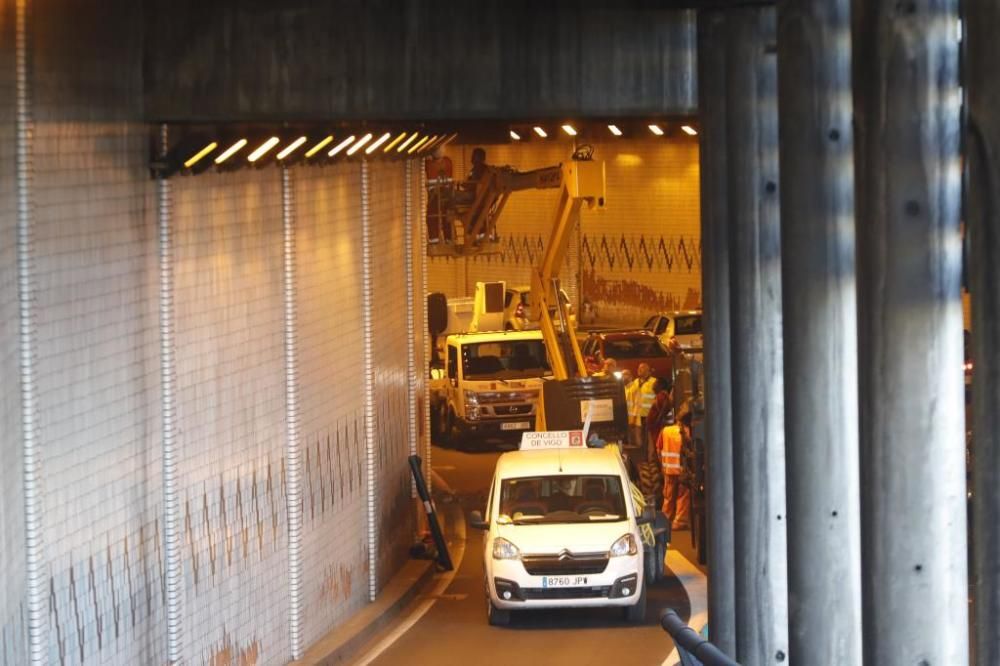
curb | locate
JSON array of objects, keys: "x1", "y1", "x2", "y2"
[{"x1": 292, "y1": 557, "x2": 437, "y2": 666}]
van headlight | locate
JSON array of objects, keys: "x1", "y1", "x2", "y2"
[
  {"x1": 609, "y1": 534, "x2": 638, "y2": 557},
  {"x1": 492, "y1": 537, "x2": 521, "y2": 560},
  {"x1": 464, "y1": 392, "x2": 480, "y2": 421}
]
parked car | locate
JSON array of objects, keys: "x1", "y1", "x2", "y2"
[
  {"x1": 504, "y1": 284, "x2": 576, "y2": 331},
  {"x1": 581, "y1": 330, "x2": 673, "y2": 377},
  {"x1": 643, "y1": 311, "x2": 703, "y2": 354}
]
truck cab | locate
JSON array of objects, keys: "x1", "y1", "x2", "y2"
[{"x1": 431, "y1": 330, "x2": 551, "y2": 447}]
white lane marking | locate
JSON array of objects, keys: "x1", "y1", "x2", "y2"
[
  {"x1": 354, "y1": 510, "x2": 468, "y2": 666},
  {"x1": 661, "y1": 548, "x2": 709, "y2": 666}
]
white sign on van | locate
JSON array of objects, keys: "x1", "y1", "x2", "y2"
[
  {"x1": 520, "y1": 430, "x2": 585, "y2": 450},
  {"x1": 580, "y1": 398, "x2": 614, "y2": 423}
]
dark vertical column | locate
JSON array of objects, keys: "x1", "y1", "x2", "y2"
[
  {"x1": 776, "y1": 1, "x2": 863, "y2": 663},
  {"x1": 725, "y1": 7, "x2": 788, "y2": 666},
  {"x1": 696, "y1": 9, "x2": 736, "y2": 658},
  {"x1": 966, "y1": 4, "x2": 1000, "y2": 663},
  {"x1": 853, "y1": 1, "x2": 968, "y2": 663}
]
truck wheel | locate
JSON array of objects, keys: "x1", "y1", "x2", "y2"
[
  {"x1": 436, "y1": 406, "x2": 453, "y2": 447},
  {"x1": 623, "y1": 582, "x2": 647, "y2": 624}
]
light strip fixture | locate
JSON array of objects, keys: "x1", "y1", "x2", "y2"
[
  {"x1": 214, "y1": 138, "x2": 248, "y2": 164},
  {"x1": 397, "y1": 133, "x2": 419, "y2": 153},
  {"x1": 561, "y1": 124, "x2": 577, "y2": 136},
  {"x1": 419, "y1": 135, "x2": 441, "y2": 153},
  {"x1": 277, "y1": 136, "x2": 308, "y2": 160},
  {"x1": 407, "y1": 135, "x2": 430, "y2": 154},
  {"x1": 509, "y1": 130, "x2": 521, "y2": 141},
  {"x1": 533, "y1": 126, "x2": 548, "y2": 138},
  {"x1": 383, "y1": 132, "x2": 408, "y2": 153},
  {"x1": 248, "y1": 136, "x2": 281, "y2": 162},
  {"x1": 608, "y1": 125, "x2": 623, "y2": 137},
  {"x1": 648, "y1": 124, "x2": 664, "y2": 136},
  {"x1": 305, "y1": 135, "x2": 334, "y2": 158},
  {"x1": 681, "y1": 125, "x2": 698, "y2": 136},
  {"x1": 366, "y1": 132, "x2": 392, "y2": 154},
  {"x1": 346, "y1": 133, "x2": 373, "y2": 155},
  {"x1": 328, "y1": 135, "x2": 356, "y2": 157},
  {"x1": 184, "y1": 142, "x2": 218, "y2": 168}
]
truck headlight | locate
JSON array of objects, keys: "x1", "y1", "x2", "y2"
[
  {"x1": 464, "y1": 391, "x2": 480, "y2": 421},
  {"x1": 492, "y1": 537, "x2": 521, "y2": 560},
  {"x1": 609, "y1": 533, "x2": 638, "y2": 557}
]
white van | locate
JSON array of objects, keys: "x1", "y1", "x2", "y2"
[{"x1": 469, "y1": 438, "x2": 652, "y2": 625}]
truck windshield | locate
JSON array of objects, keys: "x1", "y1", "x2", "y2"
[
  {"x1": 462, "y1": 340, "x2": 552, "y2": 379},
  {"x1": 497, "y1": 474, "x2": 627, "y2": 524},
  {"x1": 674, "y1": 315, "x2": 702, "y2": 335}
]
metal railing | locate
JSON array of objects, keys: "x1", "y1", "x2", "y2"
[{"x1": 660, "y1": 610, "x2": 740, "y2": 666}]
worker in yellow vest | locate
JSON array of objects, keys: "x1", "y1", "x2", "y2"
[
  {"x1": 656, "y1": 406, "x2": 691, "y2": 530},
  {"x1": 633, "y1": 362, "x2": 658, "y2": 460}
]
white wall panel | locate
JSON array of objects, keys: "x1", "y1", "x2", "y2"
[
  {"x1": 0, "y1": 2, "x2": 27, "y2": 662},
  {"x1": 172, "y1": 170, "x2": 290, "y2": 664},
  {"x1": 293, "y1": 164, "x2": 370, "y2": 646},
  {"x1": 368, "y1": 161, "x2": 415, "y2": 584},
  {"x1": 32, "y1": 118, "x2": 163, "y2": 666}
]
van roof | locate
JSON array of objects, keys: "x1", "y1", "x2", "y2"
[
  {"x1": 449, "y1": 330, "x2": 544, "y2": 344},
  {"x1": 494, "y1": 446, "x2": 623, "y2": 478}
]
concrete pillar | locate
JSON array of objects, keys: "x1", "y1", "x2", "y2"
[
  {"x1": 852, "y1": 1, "x2": 968, "y2": 663},
  {"x1": 696, "y1": 9, "x2": 736, "y2": 657},
  {"x1": 965, "y1": 4, "x2": 1000, "y2": 663},
  {"x1": 776, "y1": 1, "x2": 863, "y2": 663},
  {"x1": 724, "y1": 7, "x2": 788, "y2": 665}
]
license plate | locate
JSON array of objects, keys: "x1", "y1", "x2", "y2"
[
  {"x1": 541, "y1": 575, "x2": 588, "y2": 588},
  {"x1": 501, "y1": 421, "x2": 530, "y2": 431}
]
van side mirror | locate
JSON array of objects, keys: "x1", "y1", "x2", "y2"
[
  {"x1": 636, "y1": 506, "x2": 655, "y2": 526},
  {"x1": 469, "y1": 510, "x2": 489, "y2": 530}
]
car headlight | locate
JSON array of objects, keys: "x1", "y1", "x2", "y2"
[
  {"x1": 492, "y1": 537, "x2": 521, "y2": 560},
  {"x1": 609, "y1": 533, "x2": 638, "y2": 557},
  {"x1": 464, "y1": 391, "x2": 480, "y2": 420}
]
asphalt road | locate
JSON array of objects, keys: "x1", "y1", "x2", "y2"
[{"x1": 360, "y1": 438, "x2": 691, "y2": 666}]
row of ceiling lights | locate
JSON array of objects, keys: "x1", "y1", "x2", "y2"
[
  {"x1": 508, "y1": 122, "x2": 697, "y2": 141},
  {"x1": 164, "y1": 129, "x2": 458, "y2": 176}
]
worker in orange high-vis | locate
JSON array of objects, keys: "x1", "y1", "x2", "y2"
[{"x1": 656, "y1": 405, "x2": 691, "y2": 530}]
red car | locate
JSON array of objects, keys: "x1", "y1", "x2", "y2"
[{"x1": 580, "y1": 330, "x2": 674, "y2": 377}]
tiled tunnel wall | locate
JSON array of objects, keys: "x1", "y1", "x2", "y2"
[
  {"x1": 430, "y1": 139, "x2": 703, "y2": 325},
  {"x1": 0, "y1": 3, "x2": 426, "y2": 659}
]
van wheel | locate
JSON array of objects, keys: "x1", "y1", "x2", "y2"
[
  {"x1": 624, "y1": 582, "x2": 647, "y2": 624},
  {"x1": 486, "y1": 585, "x2": 511, "y2": 626}
]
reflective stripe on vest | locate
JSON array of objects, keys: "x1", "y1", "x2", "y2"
[
  {"x1": 661, "y1": 451, "x2": 682, "y2": 474},
  {"x1": 638, "y1": 378, "x2": 656, "y2": 415}
]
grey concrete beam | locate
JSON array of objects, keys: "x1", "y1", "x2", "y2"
[
  {"x1": 852, "y1": 1, "x2": 968, "y2": 663},
  {"x1": 724, "y1": 7, "x2": 788, "y2": 665},
  {"x1": 966, "y1": 3, "x2": 1000, "y2": 663},
  {"x1": 776, "y1": 0, "x2": 862, "y2": 662},
  {"x1": 696, "y1": 9, "x2": 737, "y2": 658}
]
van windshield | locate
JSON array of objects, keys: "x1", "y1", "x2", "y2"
[
  {"x1": 497, "y1": 474, "x2": 627, "y2": 524},
  {"x1": 674, "y1": 315, "x2": 702, "y2": 335},
  {"x1": 462, "y1": 340, "x2": 552, "y2": 379}
]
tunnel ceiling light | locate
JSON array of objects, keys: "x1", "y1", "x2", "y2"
[
  {"x1": 418, "y1": 135, "x2": 441, "y2": 153},
  {"x1": 248, "y1": 136, "x2": 280, "y2": 162},
  {"x1": 346, "y1": 133, "x2": 373, "y2": 156},
  {"x1": 439, "y1": 132, "x2": 459, "y2": 147},
  {"x1": 366, "y1": 132, "x2": 392, "y2": 154},
  {"x1": 277, "y1": 136, "x2": 308, "y2": 160},
  {"x1": 384, "y1": 132, "x2": 408, "y2": 153},
  {"x1": 328, "y1": 135, "x2": 356, "y2": 157},
  {"x1": 408, "y1": 135, "x2": 430, "y2": 154},
  {"x1": 397, "y1": 133, "x2": 419, "y2": 153},
  {"x1": 681, "y1": 125, "x2": 698, "y2": 136},
  {"x1": 509, "y1": 130, "x2": 521, "y2": 141},
  {"x1": 305, "y1": 135, "x2": 334, "y2": 158},
  {"x1": 608, "y1": 124, "x2": 623, "y2": 137},
  {"x1": 648, "y1": 124, "x2": 664, "y2": 136},
  {"x1": 533, "y1": 126, "x2": 548, "y2": 138},
  {"x1": 214, "y1": 138, "x2": 248, "y2": 164},
  {"x1": 184, "y1": 142, "x2": 218, "y2": 168},
  {"x1": 561, "y1": 124, "x2": 577, "y2": 137}
]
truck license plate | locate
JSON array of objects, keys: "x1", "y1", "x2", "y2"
[
  {"x1": 501, "y1": 421, "x2": 530, "y2": 431},
  {"x1": 542, "y1": 576, "x2": 588, "y2": 588}
]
